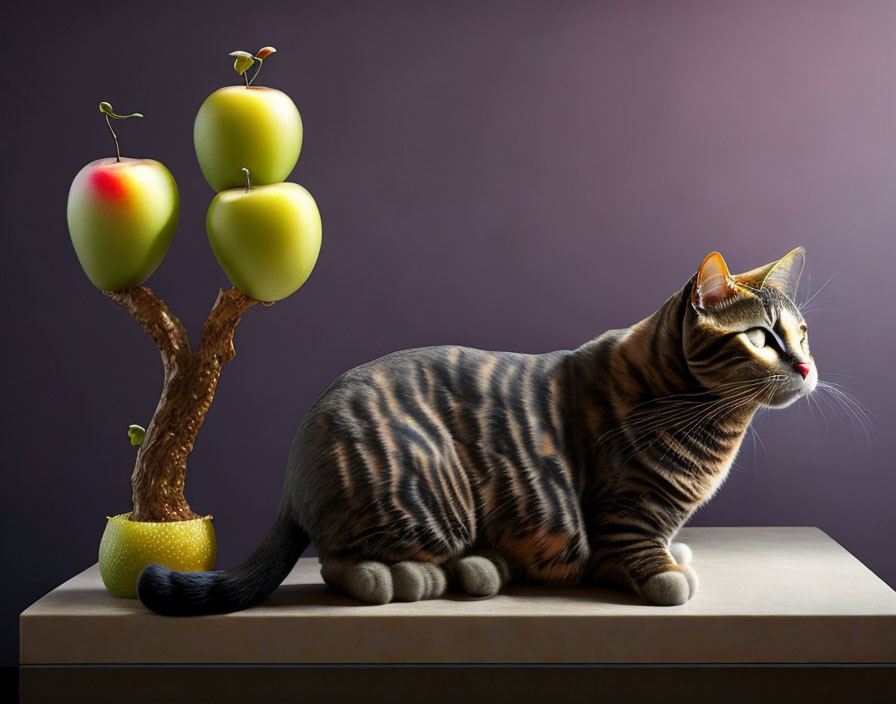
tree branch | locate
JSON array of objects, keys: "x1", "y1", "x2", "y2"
[
  {"x1": 199, "y1": 287, "x2": 259, "y2": 365},
  {"x1": 104, "y1": 286, "x2": 191, "y2": 372},
  {"x1": 102, "y1": 285, "x2": 259, "y2": 521}
]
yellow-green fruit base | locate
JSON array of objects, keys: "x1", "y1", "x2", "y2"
[{"x1": 98, "y1": 512, "x2": 217, "y2": 599}]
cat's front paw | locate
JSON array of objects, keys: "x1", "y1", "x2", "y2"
[
  {"x1": 640, "y1": 566, "x2": 698, "y2": 606},
  {"x1": 669, "y1": 541, "x2": 693, "y2": 566}
]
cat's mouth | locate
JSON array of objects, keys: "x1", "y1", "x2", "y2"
[{"x1": 763, "y1": 365, "x2": 817, "y2": 408}]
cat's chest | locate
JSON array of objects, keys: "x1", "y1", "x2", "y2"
[
  {"x1": 693, "y1": 439, "x2": 745, "y2": 504},
  {"x1": 698, "y1": 464, "x2": 732, "y2": 504}
]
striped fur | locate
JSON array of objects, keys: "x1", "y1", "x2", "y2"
[{"x1": 138, "y1": 249, "x2": 815, "y2": 614}]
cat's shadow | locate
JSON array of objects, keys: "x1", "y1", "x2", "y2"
[{"x1": 263, "y1": 583, "x2": 645, "y2": 609}]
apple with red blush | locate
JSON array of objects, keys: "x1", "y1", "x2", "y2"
[{"x1": 67, "y1": 103, "x2": 179, "y2": 291}]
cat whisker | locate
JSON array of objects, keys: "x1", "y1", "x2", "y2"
[
  {"x1": 645, "y1": 382, "x2": 774, "y2": 470},
  {"x1": 816, "y1": 381, "x2": 875, "y2": 424},
  {"x1": 683, "y1": 381, "x2": 776, "y2": 449},
  {"x1": 616, "y1": 375, "x2": 785, "y2": 465},
  {"x1": 797, "y1": 303, "x2": 839, "y2": 316},
  {"x1": 611, "y1": 377, "x2": 778, "y2": 420},
  {"x1": 805, "y1": 388, "x2": 829, "y2": 437},
  {"x1": 812, "y1": 381, "x2": 874, "y2": 445},
  {"x1": 798, "y1": 272, "x2": 836, "y2": 312},
  {"x1": 615, "y1": 378, "x2": 775, "y2": 428},
  {"x1": 737, "y1": 386, "x2": 779, "y2": 473},
  {"x1": 602, "y1": 382, "x2": 764, "y2": 452},
  {"x1": 611, "y1": 381, "x2": 774, "y2": 468},
  {"x1": 748, "y1": 424, "x2": 770, "y2": 469}
]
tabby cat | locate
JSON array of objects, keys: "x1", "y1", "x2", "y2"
[{"x1": 138, "y1": 248, "x2": 816, "y2": 615}]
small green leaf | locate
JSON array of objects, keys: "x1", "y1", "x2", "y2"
[
  {"x1": 127, "y1": 424, "x2": 146, "y2": 447},
  {"x1": 255, "y1": 46, "x2": 276, "y2": 60},
  {"x1": 98, "y1": 101, "x2": 143, "y2": 119},
  {"x1": 229, "y1": 50, "x2": 255, "y2": 75}
]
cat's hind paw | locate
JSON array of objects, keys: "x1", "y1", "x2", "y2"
[
  {"x1": 446, "y1": 551, "x2": 511, "y2": 598},
  {"x1": 669, "y1": 541, "x2": 693, "y2": 566},
  {"x1": 641, "y1": 566, "x2": 699, "y2": 606},
  {"x1": 321, "y1": 560, "x2": 393, "y2": 605}
]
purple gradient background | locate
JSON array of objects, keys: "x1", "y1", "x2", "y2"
[{"x1": 2, "y1": 0, "x2": 894, "y2": 667}]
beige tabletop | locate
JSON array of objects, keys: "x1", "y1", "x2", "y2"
[{"x1": 20, "y1": 527, "x2": 896, "y2": 664}]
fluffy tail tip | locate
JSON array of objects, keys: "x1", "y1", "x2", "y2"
[{"x1": 137, "y1": 563, "x2": 180, "y2": 616}]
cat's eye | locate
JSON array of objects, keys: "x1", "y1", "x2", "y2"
[{"x1": 745, "y1": 328, "x2": 766, "y2": 348}]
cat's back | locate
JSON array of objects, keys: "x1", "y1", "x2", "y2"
[
  {"x1": 306, "y1": 344, "x2": 547, "y2": 416},
  {"x1": 289, "y1": 345, "x2": 505, "y2": 470}
]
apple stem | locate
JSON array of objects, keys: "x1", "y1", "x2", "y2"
[
  {"x1": 242, "y1": 167, "x2": 251, "y2": 192},
  {"x1": 98, "y1": 102, "x2": 143, "y2": 163},
  {"x1": 104, "y1": 114, "x2": 121, "y2": 162},
  {"x1": 248, "y1": 58, "x2": 264, "y2": 87}
]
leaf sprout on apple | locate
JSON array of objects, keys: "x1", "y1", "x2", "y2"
[
  {"x1": 98, "y1": 101, "x2": 143, "y2": 162},
  {"x1": 228, "y1": 46, "x2": 277, "y2": 88}
]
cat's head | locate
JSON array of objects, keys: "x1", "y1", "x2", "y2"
[{"x1": 683, "y1": 248, "x2": 816, "y2": 408}]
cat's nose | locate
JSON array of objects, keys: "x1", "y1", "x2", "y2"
[{"x1": 794, "y1": 363, "x2": 810, "y2": 379}]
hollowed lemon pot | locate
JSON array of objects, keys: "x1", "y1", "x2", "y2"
[{"x1": 98, "y1": 512, "x2": 217, "y2": 598}]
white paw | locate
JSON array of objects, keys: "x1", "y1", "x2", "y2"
[
  {"x1": 641, "y1": 566, "x2": 699, "y2": 606},
  {"x1": 669, "y1": 541, "x2": 693, "y2": 566}
]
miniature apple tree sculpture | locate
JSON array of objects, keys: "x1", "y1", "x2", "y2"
[{"x1": 68, "y1": 49, "x2": 321, "y2": 597}]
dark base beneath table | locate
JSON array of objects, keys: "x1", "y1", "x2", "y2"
[{"x1": 19, "y1": 664, "x2": 896, "y2": 703}]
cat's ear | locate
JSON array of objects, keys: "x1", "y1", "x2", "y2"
[
  {"x1": 691, "y1": 251, "x2": 743, "y2": 312},
  {"x1": 733, "y1": 247, "x2": 805, "y2": 300}
]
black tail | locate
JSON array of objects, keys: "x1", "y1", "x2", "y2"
[{"x1": 137, "y1": 503, "x2": 309, "y2": 616}]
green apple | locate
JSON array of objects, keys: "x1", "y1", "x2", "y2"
[
  {"x1": 194, "y1": 86, "x2": 302, "y2": 192},
  {"x1": 67, "y1": 158, "x2": 180, "y2": 291},
  {"x1": 207, "y1": 181, "x2": 321, "y2": 301}
]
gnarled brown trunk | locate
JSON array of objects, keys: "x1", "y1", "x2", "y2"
[{"x1": 104, "y1": 286, "x2": 258, "y2": 521}]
